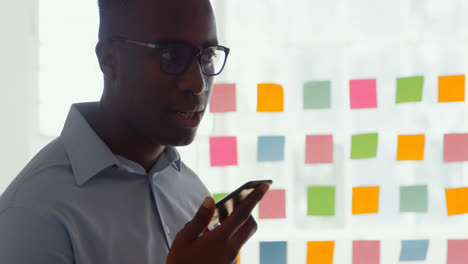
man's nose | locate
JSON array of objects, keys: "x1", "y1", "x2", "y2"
[{"x1": 176, "y1": 58, "x2": 207, "y2": 95}]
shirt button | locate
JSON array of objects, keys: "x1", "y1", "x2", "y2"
[{"x1": 165, "y1": 225, "x2": 171, "y2": 234}]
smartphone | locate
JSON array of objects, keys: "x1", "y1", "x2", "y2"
[{"x1": 208, "y1": 180, "x2": 273, "y2": 229}]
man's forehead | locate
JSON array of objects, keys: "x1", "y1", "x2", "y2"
[{"x1": 128, "y1": 0, "x2": 217, "y2": 43}]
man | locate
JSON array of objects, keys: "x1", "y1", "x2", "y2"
[{"x1": 0, "y1": 0, "x2": 269, "y2": 263}]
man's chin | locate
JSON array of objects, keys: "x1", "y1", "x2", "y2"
[{"x1": 160, "y1": 130, "x2": 198, "y2": 147}]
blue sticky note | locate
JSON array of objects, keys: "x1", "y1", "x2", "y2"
[
  {"x1": 257, "y1": 136, "x2": 285, "y2": 162},
  {"x1": 260, "y1": 241, "x2": 287, "y2": 264},
  {"x1": 399, "y1": 240, "x2": 429, "y2": 261}
]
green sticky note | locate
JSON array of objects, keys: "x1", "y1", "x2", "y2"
[
  {"x1": 304, "y1": 81, "x2": 331, "y2": 109},
  {"x1": 307, "y1": 186, "x2": 335, "y2": 216},
  {"x1": 400, "y1": 185, "x2": 428, "y2": 213},
  {"x1": 213, "y1": 193, "x2": 228, "y2": 202},
  {"x1": 396, "y1": 76, "x2": 424, "y2": 103},
  {"x1": 351, "y1": 133, "x2": 378, "y2": 159}
]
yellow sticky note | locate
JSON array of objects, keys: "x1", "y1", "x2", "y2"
[
  {"x1": 352, "y1": 186, "x2": 380, "y2": 214},
  {"x1": 257, "y1": 83, "x2": 284, "y2": 112},
  {"x1": 446, "y1": 187, "x2": 468, "y2": 216},
  {"x1": 397, "y1": 134, "x2": 425, "y2": 161},
  {"x1": 439, "y1": 75, "x2": 465, "y2": 102},
  {"x1": 307, "y1": 241, "x2": 334, "y2": 264}
]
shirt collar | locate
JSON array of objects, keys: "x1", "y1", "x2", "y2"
[
  {"x1": 61, "y1": 102, "x2": 182, "y2": 186},
  {"x1": 61, "y1": 102, "x2": 119, "y2": 186}
]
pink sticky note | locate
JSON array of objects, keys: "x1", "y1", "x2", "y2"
[
  {"x1": 209, "y1": 83, "x2": 237, "y2": 113},
  {"x1": 444, "y1": 134, "x2": 468, "y2": 162},
  {"x1": 350, "y1": 79, "x2": 378, "y2": 109},
  {"x1": 259, "y1": 189, "x2": 286, "y2": 219},
  {"x1": 447, "y1": 239, "x2": 468, "y2": 264},
  {"x1": 306, "y1": 135, "x2": 334, "y2": 164},
  {"x1": 353, "y1": 241, "x2": 380, "y2": 264},
  {"x1": 209, "y1": 137, "x2": 238, "y2": 166}
]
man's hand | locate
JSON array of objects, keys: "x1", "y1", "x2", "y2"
[{"x1": 166, "y1": 183, "x2": 270, "y2": 264}]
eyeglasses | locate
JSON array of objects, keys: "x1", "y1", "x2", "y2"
[{"x1": 109, "y1": 37, "x2": 230, "y2": 76}]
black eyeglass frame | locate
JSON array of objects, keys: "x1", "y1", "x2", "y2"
[{"x1": 108, "y1": 36, "x2": 230, "y2": 76}]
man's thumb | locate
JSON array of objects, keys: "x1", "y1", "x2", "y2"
[{"x1": 182, "y1": 196, "x2": 215, "y2": 241}]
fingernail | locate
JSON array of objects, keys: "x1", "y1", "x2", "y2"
[{"x1": 202, "y1": 197, "x2": 213, "y2": 208}]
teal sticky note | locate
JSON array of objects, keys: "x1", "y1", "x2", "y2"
[
  {"x1": 304, "y1": 81, "x2": 331, "y2": 109},
  {"x1": 260, "y1": 241, "x2": 287, "y2": 264},
  {"x1": 351, "y1": 133, "x2": 379, "y2": 159},
  {"x1": 400, "y1": 240, "x2": 429, "y2": 261},
  {"x1": 400, "y1": 185, "x2": 428, "y2": 213},
  {"x1": 307, "y1": 186, "x2": 335, "y2": 216},
  {"x1": 257, "y1": 136, "x2": 285, "y2": 162},
  {"x1": 396, "y1": 76, "x2": 424, "y2": 103}
]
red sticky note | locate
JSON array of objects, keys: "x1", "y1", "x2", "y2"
[
  {"x1": 444, "y1": 134, "x2": 468, "y2": 162},
  {"x1": 259, "y1": 189, "x2": 286, "y2": 219},
  {"x1": 353, "y1": 240, "x2": 380, "y2": 264},
  {"x1": 209, "y1": 137, "x2": 238, "y2": 166},
  {"x1": 306, "y1": 135, "x2": 333, "y2": 164},
  {"x1": 209, "y1": 83, "x2": 236, "y2": 113},
  {"x1": 350, "y1": 79, "x2": 377, "y2": 109},
  {"x1": 448, "y1": 239, "x2": 468, "y2": 264}
]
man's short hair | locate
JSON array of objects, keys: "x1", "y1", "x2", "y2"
[{"x1": 97, "y1": 0, "x2": 129, "y2": 40}]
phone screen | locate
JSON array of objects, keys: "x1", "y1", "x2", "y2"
[{"x1": 208, "y1": 180, "x2": 272, "y2": 228}]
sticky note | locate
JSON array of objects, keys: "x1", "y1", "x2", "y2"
[
  {"x1": 307, "y1": 241, "x2": 334, "y2": 264},
  {"x1": 444, "y1": 133, "x2": 468, "y2": 162},
  {"x1": 438, "y1": 75, "x2": 465, "y2": 102},
  {"x1": 209, "y1": 136, "x2": 238, "y2": 166},
  {"x1": 257, "y1": 136, "x2": 285, "y2": 162},
  {"x1": 351, "y1": 133, "x2": 378, "y2": 159},
  {"x1": 445, "y1": 187, "x2": 468, "y2": 216},
  {"x1": 353, "y1": 240, "x2": 380, "y2": 264},
  {"x1": 352, "y1": 186, "x2": 380, "y2": 214},
  {"x1": 400, "y1": 185, "x2": 428, "y2": 213},
  {"x1": 396, "y1": 76, "x2": 424, "y2": 103},
  {"x1": 399, "y1": 240, "x2": 429, "y2": 261},
  {"x1": 260, "y1": 241, "x2": 287, "y2": 264},
  {"x1": 259, "y1": 189, "x2": 286, "y2": 219},
  {"x1": 213, "y1": 193, "x2": 228, "y2": 203},
  {"x1": 350, "y1": 79, "x2": 377, "y2": 109},
  {"x1": 209, "y1": 83, "x2": 236, "y2": 113},
  {"x1": 257, "y1": 83, "x2": 284, "y2": 112},
  {"x1": 447, "y1": 239, "x2": 468, "y2": 264},
  {"x1": 307, "y1": 186, "x2": 335, "y2": 216},
  {"x1": 304, "y1": 81, "x2": 331, "y2": 109},
  {"x1": 305, "y1": 135, "x2": 334, "y2": 164},
  {"x1": 397, "y1": 134, "x2": 425, "y2": 161}
]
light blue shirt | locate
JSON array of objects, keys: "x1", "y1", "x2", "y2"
[{"x1": 0, "y1": 102, "x2": 211, "y2": 264}]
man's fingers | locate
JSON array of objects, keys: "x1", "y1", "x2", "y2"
[
  {"x1": 219, "y1": 183, "x2": 269, "y2": 237},
  {"x1": 178, "y1": 196, "x2": 215, "y2": 241},
  {"x1": 229, "y1": 215, "x2": 258, "y2": 256}
]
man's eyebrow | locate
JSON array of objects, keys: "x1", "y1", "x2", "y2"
[
  {"x1": 152, "y1": 37, "x2": 219, "y2": 47},
  {"x1": 203, "y1": 39, "x2": 219, "y2": 47}
]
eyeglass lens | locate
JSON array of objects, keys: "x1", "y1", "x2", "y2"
[{"x1": 159, "y1": 44, "x2": 226, "y2": 75}]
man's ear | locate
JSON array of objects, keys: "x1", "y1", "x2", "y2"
[{"x1": 95, "y1": 41, "x2": 117, "y2": 81}]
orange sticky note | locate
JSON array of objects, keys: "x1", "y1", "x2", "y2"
[
  {"x1": 445, "y1": 187, "x2": 468, "y2": 216},
  {"x1": 307, "y1": 241, "x2": 334, "y2": 264},
  {"x1": 352, "y1": 186, "x2": 380, "y2": 214},
  {"x1": 257, "y1": 83, "x2": 284, "y2": 112},
  {"x1": 397, "y1": 134, "x2": 425, "y2": 161},
  {"x1": 439, "y1": 75, "x2": 465, "y2": 102}
]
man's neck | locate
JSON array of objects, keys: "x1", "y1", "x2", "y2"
[{"x1": 81, "y1": 102, "x2": 165, "y2": 172}]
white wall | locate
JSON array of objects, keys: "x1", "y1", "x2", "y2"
[{"x1": 0, "y1": 0, "x2": 39, "y2": 193}]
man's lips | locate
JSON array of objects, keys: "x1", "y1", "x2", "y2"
[{"x1": 170, "y1": 108, "x2": 204, "y2": 128}]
